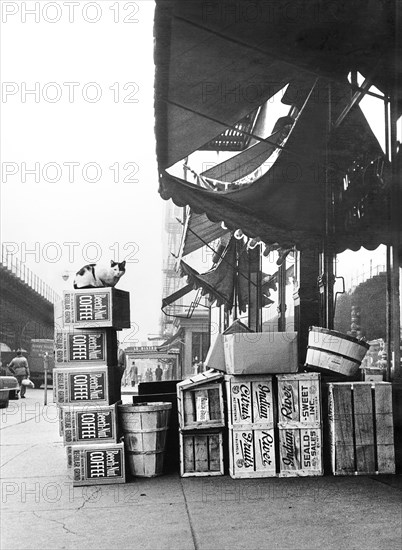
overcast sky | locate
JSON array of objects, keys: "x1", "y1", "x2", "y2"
[{"x1": 1, "y1": 1, "x2": 163, "y2": 344}]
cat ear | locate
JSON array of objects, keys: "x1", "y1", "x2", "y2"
[
  {"x1": 120, "y1": 261, "x2": 126, "y2": 268},
  {"x1": 111, "y1": 260, "x2": 116, "y2": 266}
]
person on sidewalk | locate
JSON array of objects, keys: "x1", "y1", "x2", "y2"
[
  {"x1": 7, "y1": 350, "x2": 30, "y2": 398},
  {"x1": 155, "y1": 363, "x2": 163, "y2": 381}
]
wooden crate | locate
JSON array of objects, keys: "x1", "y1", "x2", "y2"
[
  {"x1": 225, "y1": 374, "x2": 274, "y2": 426},
  {"x1": 277, "y1": 373, "x2": 321, "y2": 427},
  {"x1": 62, "y1": 402, "x2": 121, "y2": 445},
  {"x1": 177, "y1": 370, "x2": 224, "y2": 430},
  {"x1": 278, "y1": 426, "x2": 323, "y2": 477},
  {"x1": 328, "y1": 382, "x2": 395, "y2": 475},
  {"x1": 55, "y1": 329, "x2": 118, "y2": 365},
  {"x1": 228, "y1": 426, "x2": 276, "y2": 478},
  {"x1": 62, "y1": 288, "x2": 130, "y2": 329},
  {"x1": 71, "y1": 442, "x2": 126, "y2": 486},
  {"x1": 53, "y1": 365, "x2": 119, "y2": 406},
  {"x1": 180, "y1": 429, "x2": 224, "y2": 477}
]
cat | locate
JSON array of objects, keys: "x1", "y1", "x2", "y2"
[{"x1": 73, "y1": 260, "x2": 126, "y2": 289}]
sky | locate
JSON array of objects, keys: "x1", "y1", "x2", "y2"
[{"x1": 0, "y1": 0, "x2": 163, "y2": 345}]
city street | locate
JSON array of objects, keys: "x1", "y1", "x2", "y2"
[{"x1": 1, "y1": 389, "x2": 401, "y2": 550}]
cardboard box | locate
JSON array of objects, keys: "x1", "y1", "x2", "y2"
[
  {"x1": 228, "y1": 427, "x2": 276, "y2": 478},
  {"x1": 204, "y1": 335, "x2": 225, "y2": 372},
  {"x1": 223, "y1": 332, "x2": 298, "y2": 375},
  {"x1": 177, "y1": 370, "x2": 225, "y2": 430},
  {"x1": 62, "y1": 402, "x2": 120, "y2": 445},
  {"x1": 277, "y1": 373, "x2": 321, "y2": 427},
  {"x1": 62, "y1": 288, "x2": 130, "y2": 329},
  {"x1": 71, "y1": 442, "x2": 126, "y2": 486},
  {"x1": 225, "y1": 375, "x2": 274, "y2": 426},
  {"x1": 328, "y1": 382, "x2": 395, "y2": 475},
  {"x1": 53, "y1": 365, "x2": 119, "y2": 406},
  {"x1": 205, "y1": 321, "x2": 253, "y2": 372},
  {"x1": 278, "y1": 426, "x2": 323, "y2": 477},
  {"x1": 55, "y1": 329, "x2": 118, "y2": 365},
  {"x1": 180, "y1": 429, "x2": 224, "y2": 477}
]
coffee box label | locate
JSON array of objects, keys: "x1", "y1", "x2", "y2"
[
  {"x1": 75, "y1": 293, "x2": 110, "y2": 323},
  {"x1": 68, "y1": 372, "x2": 106, "y2": 402},
  {"x1": 85, "y1": 448, "x2": 122, "y2": 479},
  {"x1": 231, "y1": 382, "x2": 252, "y2": 424},
  {"x1": 69, "y1": 333, "x2": 105, "y2": 362}
]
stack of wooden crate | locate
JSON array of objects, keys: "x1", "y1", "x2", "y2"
[
  {"x1": 276, "y1": 373, "x2": 323, "y2": 477},
  {"x1": 177, "y1": 371, "x2": 225, "y2": 477},
  {"x1": 328, "y1": 381, "x2": 395, "y2": 475},
  {"x1": 53, "y1": 288, "x2": 130, "y2": 486},
  {"x1": 225, "y1": 374, "x2": 276, "y2": 478}
]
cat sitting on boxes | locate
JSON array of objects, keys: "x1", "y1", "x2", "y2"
[{"x1": 73, "y1": 261, "x2": 126, "y2": 289}]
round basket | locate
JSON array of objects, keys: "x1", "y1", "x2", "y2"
[
  {"x1": 118, "y1": 402, "x2": 172, "y2": 478},
  {"x1": 305, "y1": 326, "x2": 370, "y2": 378}
]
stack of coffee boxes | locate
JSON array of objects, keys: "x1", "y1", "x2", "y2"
[
  {"x1": 54, "y1": 288, "x2": 130, "y2": 486},
  {"x1": 177, "y1": 370, "x2": 225, "y2": 477},
  {"x1": 225, "y1": 375, "x2": 276, "y2": 478},
  {"x1": 277, "y1": 373, "x2": 323, "y2": 476}
]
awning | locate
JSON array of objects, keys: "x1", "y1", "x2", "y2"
[
  {"x1": 178, "y1": 209, "x2": 229, "y2": 258},
  {"x1": 154, "y1": 0, "x2": 399, "y2": 171},
  {"x1": 154, "y1": 2, "x2": 303, "y2": 168},
  {"x1": 159, "y1": 78, "x2": 387, "y2": 252},
  {"x1": 180, "y1": 237, "x2": 250, "y2": 313},
  {"x1": 161, "y1": 284, "x2": 193, "y2": 309},
  {"x1": 157, "y1": 328, "x2": 184, "y2": 352}
]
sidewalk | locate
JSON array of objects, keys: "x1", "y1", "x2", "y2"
[{"x1": 1, "y1": 391, "x2": 401, "y2": 550}]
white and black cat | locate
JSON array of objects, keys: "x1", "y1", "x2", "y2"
[{"x1": 73, "y1": 260, "x2": 126, "y2": 289}]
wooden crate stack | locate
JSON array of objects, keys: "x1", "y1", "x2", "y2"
[
  {"x1": 177, "y1": 370, "x2": 225, "y2": 477},
  {"x1": 225, "y1": 374, "x2": 276, "y2": 478},
  {"x1": 53, "y1": 288, "x2": 130, "y2": 486},
  {"x1": 328, "y1": 381, "x2": 395, "y2": 475},
  {"x1": 277, "y1": 373, "x2": 323, "y2": 477}
]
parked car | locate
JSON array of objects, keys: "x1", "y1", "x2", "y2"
[{"x1": 0, "y1": 375, "x2": 20, "y2": 408}]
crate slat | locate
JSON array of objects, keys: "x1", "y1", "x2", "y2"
[
  {"x1": 180, "y1": 430, "x2": 224, "y2": 477},
  {"x1": 328, "y1": 382, "x2": 395, "y2": 475}
]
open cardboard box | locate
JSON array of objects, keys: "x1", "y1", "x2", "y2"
[{"x1": 206, "y1": 331, "x2": 298, "y2": 375}]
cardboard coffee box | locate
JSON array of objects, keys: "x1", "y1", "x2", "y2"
[
  {"x1": 71, "y1": 442, "x2": 126, "y2": 486},
  {"x1": 277, "y1": 373, "x2": 321, "y2": 427},
  {"x1": 225, "y1": 375, "x2": 274, "y2": 426},
  {"x1": 55, "y1": 329, "x2": 118, "y2": 365},
  {"x1": 62, "y1": 402, "x2": 120, "y2": 445},
  {"x1": 62, "y1": 288, "x2": 130, "y2": 329},
  {"x1": 223, "y1": 332, "x2": 298, "y2": 375},
  {"x1": 278, "y1": 426, "x2": 323, "y2": 477},
  {"x1": 53, "y1": 365, "x2": 120, "y2": 406},
  {"x1": 228, "y1": 427, "x2": 276, "y2": 478}
]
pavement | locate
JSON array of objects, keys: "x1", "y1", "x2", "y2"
[{"x1": 1, "y1": 388, "x2": 401, "y2": 550}]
